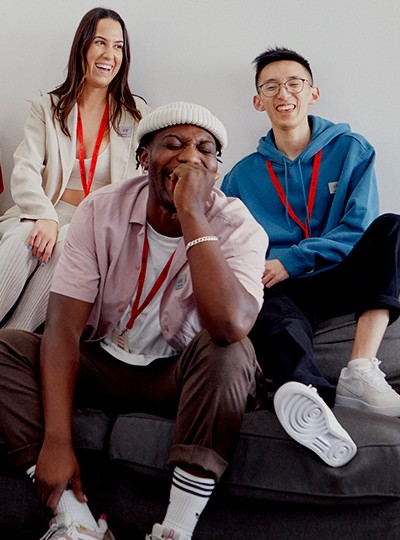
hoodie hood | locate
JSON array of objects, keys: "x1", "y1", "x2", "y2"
[{"x1": 257, "y1": 115, "x2": 351, "y2": 165}]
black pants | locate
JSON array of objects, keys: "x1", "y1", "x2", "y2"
[{"x1": 249, "y1": 213, "x2": 400, "y2": 407}]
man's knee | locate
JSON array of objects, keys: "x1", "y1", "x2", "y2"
[
  {"x1": 209, "y1": 336, "x2": 257, "y2": 385},
  {"x1": 371, "y1": 213, "x2": 400, "y2": 235},
  {"x1": 186, "y1": 330, "x2": 257, "y2": 382},
  {"x1": 0, "y1": 329, "x2": 41, "y2": 369},
  {"x1": 0, "y1": 328, "x2": 29, "y2": 348}
]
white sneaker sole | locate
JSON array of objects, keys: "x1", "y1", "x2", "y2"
[
  {"x1": 274, "y1": 382, "x2": 357, "y2": 467},
  {"x1": 335, "y1": 393, "x2": 400, "y2": 417}
]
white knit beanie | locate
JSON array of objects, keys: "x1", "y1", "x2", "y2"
[{"x1": 136, "y1": 101, "x2": 228, "y2": 150}]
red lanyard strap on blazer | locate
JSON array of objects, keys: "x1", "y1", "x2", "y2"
[{"x1": 77, "y1": 101, "x2": 109, "y2": 197}]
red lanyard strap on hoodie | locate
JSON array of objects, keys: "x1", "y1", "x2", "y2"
[
  {"x1": 266, "y1": 149, "x2": 322, "y2": 239},
  {"x1": 121, "y1": 227, "x2": 177, "y2": 334},
  {"x1": 77, "y1": 101, "x2": 109, "y2": 197}
]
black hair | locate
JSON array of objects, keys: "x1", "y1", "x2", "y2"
[{"x1": 253, "y1": 47, "x2": 314, "y2": 87}]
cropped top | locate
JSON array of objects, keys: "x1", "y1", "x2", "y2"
[{"x1": 66, "y1": 145, "x2": 110, "y2": 192}]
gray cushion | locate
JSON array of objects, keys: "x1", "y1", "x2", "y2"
[
  {"x1": 108, "y1": 315, "x2": 400, "y2": 505},
  {"x1": 108, "y1": 407, "x2": 400, "y2": 504},
  {"x1": 72, "y1": 409, "x2": 112, "y2": 451}
]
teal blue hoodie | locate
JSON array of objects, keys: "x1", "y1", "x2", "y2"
[{"x1": 221, "y1": 115, "x2": 379, "y2": 278}]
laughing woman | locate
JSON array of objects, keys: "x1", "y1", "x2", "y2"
[{"x1": 0, "y1": 7, "x2": 149, "y2": 331}]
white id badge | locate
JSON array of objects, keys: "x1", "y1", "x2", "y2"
[{"x1": 111, "y1": 329, "x2": 130, "y2": 352}]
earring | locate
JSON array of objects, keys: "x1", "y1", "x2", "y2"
[{"x1": 142, "y1": 164, "x2": 148, "y2": 174}]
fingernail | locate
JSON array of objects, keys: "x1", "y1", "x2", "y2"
[
  {"x1": 40, "y1": 262, "x2": 46, "y2": 267},
  {"x1": 27, "y1": 245, "x2": 32, "y2": 251}
]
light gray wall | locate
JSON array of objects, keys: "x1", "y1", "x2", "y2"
[{"x1": 1, "y1": 0, "x2": 399, "y2": 213}]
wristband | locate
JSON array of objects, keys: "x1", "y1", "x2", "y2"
[{"x1": 186, "y1": 235, "x2": 219, "y2": 253}]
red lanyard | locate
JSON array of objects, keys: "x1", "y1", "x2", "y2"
[
  {"x1": 77, "y1": 101, "x2": 109, "y2": 197},
  {"x1": 266, "y1": 149, "x2": 322, "y2": 238},
  {"x1": 123, "y1": 227, "x2": 176, "y2": 333}
]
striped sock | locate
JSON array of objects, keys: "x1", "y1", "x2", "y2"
[
  {"x1": 26, "y1": 464, "x2": 36, "y2": 483},
  {"x1": 162, "y1": 467, "x2": 215, "y2": 539}
]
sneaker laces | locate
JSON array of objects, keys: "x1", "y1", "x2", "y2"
[{"x1": 355, "y1": 358, "x2": 389, "y2": 390}]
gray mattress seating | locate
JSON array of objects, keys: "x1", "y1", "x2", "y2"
[{"x1": 1, "y1": 314, "x2": 400, "y2": 540}]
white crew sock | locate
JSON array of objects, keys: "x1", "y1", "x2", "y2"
[
  {"x1": 348, "y1": 357, "x2": 373, "y2": 369},
  {"x1": 57, "y1": 489, "x2": 98, "y2": 530},
  {"x1": 26, "y1": 465, "x2": 98, "y2": 530},
  {"x1": 162, "y1": 467, "x2": 215, "y2": 539}
]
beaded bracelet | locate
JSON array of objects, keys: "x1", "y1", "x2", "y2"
[{"x1": 186, "y1": 235, "x2": 219, "y2": 253}]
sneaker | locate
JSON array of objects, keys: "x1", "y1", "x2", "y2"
[
  {"x1": 40, "y1": 511, "x2": 114, "y2": 540},
  {"x1": 145, "y1": 523, "x2": 188, "y2": 540},
  {"x1": 273, "y1": 381, "x2": 357, "y2": 467},
  {"x1": 336, "y1": 357, "x2": 400, "y2": 416}
]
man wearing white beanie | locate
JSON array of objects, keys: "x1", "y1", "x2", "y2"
[{"x1": 0, "y1": 102, "x2": 268, "y2": 540}]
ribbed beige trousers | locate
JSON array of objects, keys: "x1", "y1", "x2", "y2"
[{"x1": 0, "y1": 201, "x2": 75, "y2": 331}]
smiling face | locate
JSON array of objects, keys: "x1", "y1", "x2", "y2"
[
  {"x1": 253, "y1": 60, "x2": 320, "y2": 134},
  {"x1": 139, "y1": 124, "x2": 219, "y2": 216},
  {"x1": 84, "y1": 18, "x2": 124, "y2": 90}
]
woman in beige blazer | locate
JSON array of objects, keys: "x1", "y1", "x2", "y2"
[{"x1": 0, "y1": 7, "x2": 150, "y2": 332}]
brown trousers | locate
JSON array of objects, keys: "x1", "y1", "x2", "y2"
[{"x1": 0, "y1": 328, "x2": 259, "y2": 481}]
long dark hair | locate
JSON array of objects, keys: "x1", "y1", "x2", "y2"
[{"x1": 50, "y1": 7, "x2": 143, "y2": 136}]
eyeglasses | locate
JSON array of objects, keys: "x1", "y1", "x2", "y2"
[{"x1": 257, "y1": 78, "x2": 311, "y2": 98}]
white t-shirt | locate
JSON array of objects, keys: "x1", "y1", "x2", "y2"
[{"x1": 101, "y1": 222, "x2": 181, "y2": 366}]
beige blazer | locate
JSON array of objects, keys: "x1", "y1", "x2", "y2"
[{"x1": 0, "y1": 93, "x2": 151, "y2": 223}]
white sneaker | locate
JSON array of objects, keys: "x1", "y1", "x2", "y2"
[
  {"x1": 336, "y1": 357, "x2": 400, "y2": 416},
  {"x1": 145, "y1": 523, "x2": 188, "y2": 540},
  {"x1": 274, "y1": 381, "x2": 357, "y2": 467},
  {"x1": 39, "y1": 511, "x2": 114, "y2": 540}
]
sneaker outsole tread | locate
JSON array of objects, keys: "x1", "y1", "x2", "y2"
[{"x1": 274, "y1": 382, "x2": 357, "y2": 468}]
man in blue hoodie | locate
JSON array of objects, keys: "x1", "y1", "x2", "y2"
[{"x1": 222, "y1": 47, "x2": 400, "y2": 467}]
